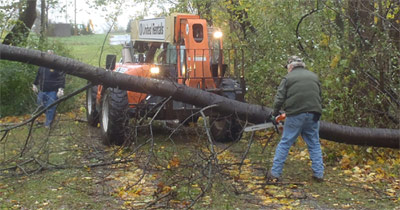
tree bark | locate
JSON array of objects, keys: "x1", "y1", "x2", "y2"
[
  {"x1": 0, "y1": 44, "x2": 399, "y2": 149},
  {"x1": 40, "y1": 0, "x2": 46, "y2": 43},
  {"x1": 2, "y1": 0, "x2": 37, "y2": 46}
]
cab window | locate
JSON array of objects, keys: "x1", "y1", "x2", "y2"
[
  {"x1": 165, "y1": 44, "x2": 177, "y2": 64},
  {"x1": 193, "y1": 24, "x2": 203, "y2": 43}
]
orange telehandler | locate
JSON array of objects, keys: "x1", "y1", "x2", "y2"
[{"x1": 86, "y1": 13, "x2": 246, "y2": 145}]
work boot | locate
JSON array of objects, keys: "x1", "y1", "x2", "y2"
[
  {"x1": 312, "y1": 176, "x2": 324, "y2": 183},
  {"x1": 265, "y1": 171, "x2": 280, "y2": 183}
]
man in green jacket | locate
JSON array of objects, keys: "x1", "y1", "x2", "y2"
[{"x1": 268, "y1": 56, "x2": 324, "y2": 182}]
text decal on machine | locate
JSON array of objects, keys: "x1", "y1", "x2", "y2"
[{"x1": 139, "y1": 18, "x2": 166, "y2": 40}]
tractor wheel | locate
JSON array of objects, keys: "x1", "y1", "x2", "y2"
[
  {"x1": 210, "y1": 79, "x2": 243, "y2": 143},
  {"x1": 210, "y1": 115, "x2": 242, "y2": 143},
  {"x1": 100, "y1": 88, "x2": 129, "y2": 146},
  {"x1": 179, "y1": 113, "x2": 199, "y2": 126},
  {"x1": 86, "y1": 85, "x2": 99, "y2": 127}
]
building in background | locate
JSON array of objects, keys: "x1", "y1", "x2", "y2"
[{"x1": 47, "y1": 23, "x2": 72, "y2": 37}]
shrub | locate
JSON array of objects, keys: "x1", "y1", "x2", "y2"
[
  {"x1": 0, "y1": 61, "x2": 37, "y2": 117},
  {"x1": 0, "y1": 36, "x2": 84, "y2": 117}
]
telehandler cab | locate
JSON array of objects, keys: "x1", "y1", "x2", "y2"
[{"x1": 86, "y1": 13, "x2": 246, "y2": 145}]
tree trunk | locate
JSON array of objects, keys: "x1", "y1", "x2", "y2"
[
  {"x1": 2, "y1": 0, "x2": 37, "y2": 46},
  {"x1": 0, "y1": 44, "x2": 399, "y2": 149},
  {"x1": 40, "y1": 0, "x2": 46, "y2": 43}
]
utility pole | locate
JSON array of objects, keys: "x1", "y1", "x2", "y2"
[
  {"x1": 74, "y1": 0, "x2": 77, "y2": 35},
  {"x1": 40, "y1": 0, "x2": 46, "y2": 42},
  {"x1": 65, "y1": 0, "x2": 68, "y2": 23}
]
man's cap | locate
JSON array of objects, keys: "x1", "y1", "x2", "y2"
[{"x1": 285, "y1": 55, "x2": 303, "y2": 68}]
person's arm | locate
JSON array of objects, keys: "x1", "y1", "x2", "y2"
[
  {"x1": 32, "y1": 67, "x2": 42, "y2": 93},
  {"x1": 58, "y1": 72, "x2": 66, "y2": 88},
  {"x1": 33, "y1": 67, "x2": 42, "y2": 85},
  {"x1": 56, "y1": 71, "x2": 66, "y2": 97},
  {"x1": 273, "y1": 78, "x2": 287, "y2": 115}
]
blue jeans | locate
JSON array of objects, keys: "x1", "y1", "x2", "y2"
[
  {"x1": 37, "y1": 91, "x2": 58, "y2": 127},
  {"x1": 270, "y1": 113, "x2": 324, "y2": 178}
]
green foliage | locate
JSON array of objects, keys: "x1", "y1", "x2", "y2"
[
  {"x1": 0, "y1": 35, "x2": 81, "y2": 117},
  {"x1": 167, "y1": 0, "x2": 399, "y2": 129},
  {"x1": 126, "y1": 0, "x2": 399, "y2": 128},
  {"x1": 0, "y1": 61, "x2": 36, "y2": 117}
]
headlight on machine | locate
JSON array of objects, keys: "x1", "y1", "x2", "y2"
[
  {"x1": 150, "y1": 66, "x2": 160, "y2": 74},
  {"x1": 181, "y1": 65, "x2": 186, "y2": 75},
  {"x1": 213, "y1": 31, "x2": 223, "y2": 39}
]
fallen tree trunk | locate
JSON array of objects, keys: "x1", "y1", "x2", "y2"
[{"x1": 0, "y1": 44, "x2": 399, "y2": 149}]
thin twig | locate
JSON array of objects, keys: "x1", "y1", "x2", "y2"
[
  {"x1": 186, "y1": 106, "x2": 219, "y2": 209},
  {"x1": 238, "y1": 131, "x2": 255, "y2": 171},
  {"x1": 145, "y1": 191, "x2": 172, "y2": 209},
  {"x1": 261, "y1": 131, "x2": 275, "y2": 154},
  {"x1": 0, "y1": 130, "x2": 8, "y2": 143},
  {"x1": 296, "y1": 7, "x2": 319, "y2": 55},
  {"x1": 19, "y1": 121, "x2": 35, "y2": 157},
  {"x1": 15, "y1": 164, "x2": 29, "y2": 176}
]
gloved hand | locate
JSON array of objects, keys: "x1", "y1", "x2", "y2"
[
  {"x1": 270, "y1": 110, "x2": 281, "y2": 124},
  {"x1": 269, "y1": 114, "x2": 276, "y2": 122},
  {"x1": 272, "y1": 110, "x2": 280, "y2": 118},
  {"x1": 57, "y1": 88, "x2": 64, "y2": 98},
  {"x1": 32, "y1": 84, "x2": 38, "y2": 93}
]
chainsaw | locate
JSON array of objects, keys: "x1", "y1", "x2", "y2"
[{"x1": 244, "y1": 113, "x2": 286, "y2": 133}]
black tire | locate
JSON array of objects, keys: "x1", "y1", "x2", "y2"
[
  {"x1": 86, "y1": 85, "x2": 99, "y2": 127},
  {"x1": 179, "y1": 113, "x2": 199, "y2": 126},
  {"x1": 100, "y1": 88, "x2": 129, "y2": 146},
  {"x1": 210, "y1": 79, "x2": 243, "y2": 143},
  {"x1": 210, "y1": 114, "x2": 242, "y2": 143}
]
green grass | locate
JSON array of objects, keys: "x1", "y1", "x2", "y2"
[
  {"x1": 49, "y1": 34, "x2": 123, "y2": 66},
  {"x1": 0, "y1": 118, "x2": 105, "y2": 208},
  {"x1": 0, "y1": 169, "x2": 102, "y2": 209}
]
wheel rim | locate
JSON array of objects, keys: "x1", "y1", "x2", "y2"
[
  {"x1": 87, "y1": 89, "x2": 93, "y2": 114},
  {"x1": 101, "y1": 94, "x2": 109, "y2": 132}
]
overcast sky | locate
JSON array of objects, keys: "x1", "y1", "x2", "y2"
[
  {"x1": 0, "y1": 0, "x2": 170, "y2": 34},
  {"x1": 48, "y1": 1, "x2": 168, "y2": 33}
]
